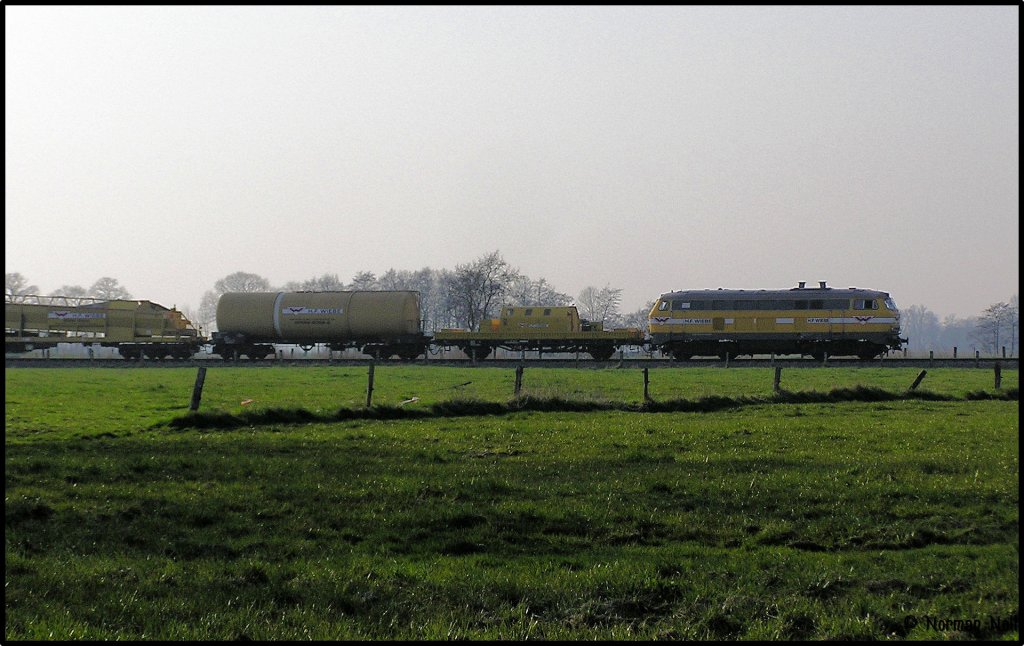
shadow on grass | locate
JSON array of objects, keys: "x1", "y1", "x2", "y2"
[{"x1": 163, "y1": 386, "x2": 1018, "y2": 430}]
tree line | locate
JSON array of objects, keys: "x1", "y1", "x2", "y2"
[
  {"x1": 190, "y1": 251, "x2": 652, "y2": 336},
  {"x1": 6, "y1": 256, "x2": 1019, "y2": 355},
  {"x1": 900, "y1": 298, "x2": 1019, "y2": 357},
  {"x1": 4, "y1": 274, "x2": 132, "y2": 302}
]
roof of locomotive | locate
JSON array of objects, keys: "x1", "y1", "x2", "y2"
[{"x1": 657, "y1": 286, "x2": 890, "y2": 300}]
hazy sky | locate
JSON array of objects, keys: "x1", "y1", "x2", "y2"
[{"x1": 5, "y1": 6, "x2": 1019, "y2": 320}]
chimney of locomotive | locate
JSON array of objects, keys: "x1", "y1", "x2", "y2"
[
  {"x1": 798, "y1": 281, "x2": 806, "y2": 289},
  {"x1": 819, "y1": 281, "x2": 827, "y2": 289}
]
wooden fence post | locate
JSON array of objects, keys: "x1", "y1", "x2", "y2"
[
  {"x1": 190, "y1": 366, "x2": 207, "y2": 412},
  {"x1": 514, "y1": 365, "x2": 524, "y2": 397},
  {"x1": 643, "y1": 368, "x2": 651, "y2": 403},
  {"x1": 773, "y1": 366, "x2": 782, "y2": 393},
  {"x1": 975, "y1": 350, "x2": 980, "y2": 368},
  {"x1": 994, "y1": 362, "x2": 1002, "y2": 389},
  {"x1": 909, "y1": 370, "x2": 927, "y2": 391},
  {"x1": 366, "y1": 362, "x2": 375, "y2": 407}
]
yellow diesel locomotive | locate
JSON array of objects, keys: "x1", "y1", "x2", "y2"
[{"x1": 648, "y1": 281, "x2": 905, "y2": 360}]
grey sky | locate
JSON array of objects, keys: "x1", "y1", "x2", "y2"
[{"x1": 5, "y1": 6, "x2": 1018, "y2": 320}]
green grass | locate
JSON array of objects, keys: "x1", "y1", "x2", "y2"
[
  {"x1": 5, "y1": 367, "x2": 1019, "y2": 640},
  {"x1": 4, "y1": 366, "x2": 1017, "y2": 440}
]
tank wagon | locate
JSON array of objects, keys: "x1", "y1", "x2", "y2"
[
  {"x1": 211, "y1": 290, "x2": 429, "y2": 360},
  {"x1": 434, "y1": 305, "x2": 643, "y2": 360},
  {"x1": 4, "y1": 295, "x2": 203, "y2": 359},
  {"x1": 648, "y1": 281, "x2": 905, "y2": 360}
]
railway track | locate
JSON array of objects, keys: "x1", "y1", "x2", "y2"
[{"x1": 5, "y1": 356, "x2": 1018, "y2": 369}]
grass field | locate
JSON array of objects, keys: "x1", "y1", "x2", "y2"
[{"x1": 4, "y1": 366, "x2": 1019, "y2": 640}]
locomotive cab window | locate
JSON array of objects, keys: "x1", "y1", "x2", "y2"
[
  {"x1": 658, "y1": 301, "x2": 669, "y2": 311},
  {"x1": 543, "y1": 309, "x2": 552, "y2": 316},
  {"x1": 525, "y1": 309, "x2": 533, "y2": 316},
  {"x1": 854, "y1": 299, "x2": 878, "y2": 310}
]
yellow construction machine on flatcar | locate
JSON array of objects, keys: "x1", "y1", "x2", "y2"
[{"x1": 434, "y1": 305, "x2": 643, "y2": 360}]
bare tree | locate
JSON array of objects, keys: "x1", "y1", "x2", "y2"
[
  {"x1": 377, "y1": 269, "x2": 415, "y2": 291},
  {"x1": 902, "y1": 304, "x2": 941, "y2": 353},
  {"x1": 196, "y1": 290, "x2": 221, "y2": 334},
  {"x1": 348, "y1": 271, "x2": 378, "y2": 291},
  {"x1": 506, "y1": 276, "x2": 571, "y2": 307},
  {"x1": 301, "y1": 273, "x2": 345, "y2": 291},
  {"x1": 975, "y1": 302, "x2": 1017, "y2": 355},
  {"x1": 214, "y1": 272, "x2": 271, "y2": 294},
  {"x1": 88, "y1": 277, "x2": 132, "y2": 300},
  {"x1": 1010, "y1": 295, "x2": 1020, "y2": 357},
  {"x1": 621, "y1": 301, "x2": 657, "y2": 336},
  {"x1": 5, "y1": 273, "x2": 39, "y2": 302},
  {"x1": 49, "y1": 285, "x2": 88, "y2": 298},
  {"x1": 446, "y1": 251, "x2": 516, "y2": 330},
  {"x1": 576, "y1": 284, "x2": 623, "y2": 324}
]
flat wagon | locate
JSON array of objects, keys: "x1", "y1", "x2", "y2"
[
  {"x1": 434, "y1": 305, "x2": 644, "y2": 360},
  {"x1": 4, "y1": 295, "x2": 203, "y2": 359}
]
